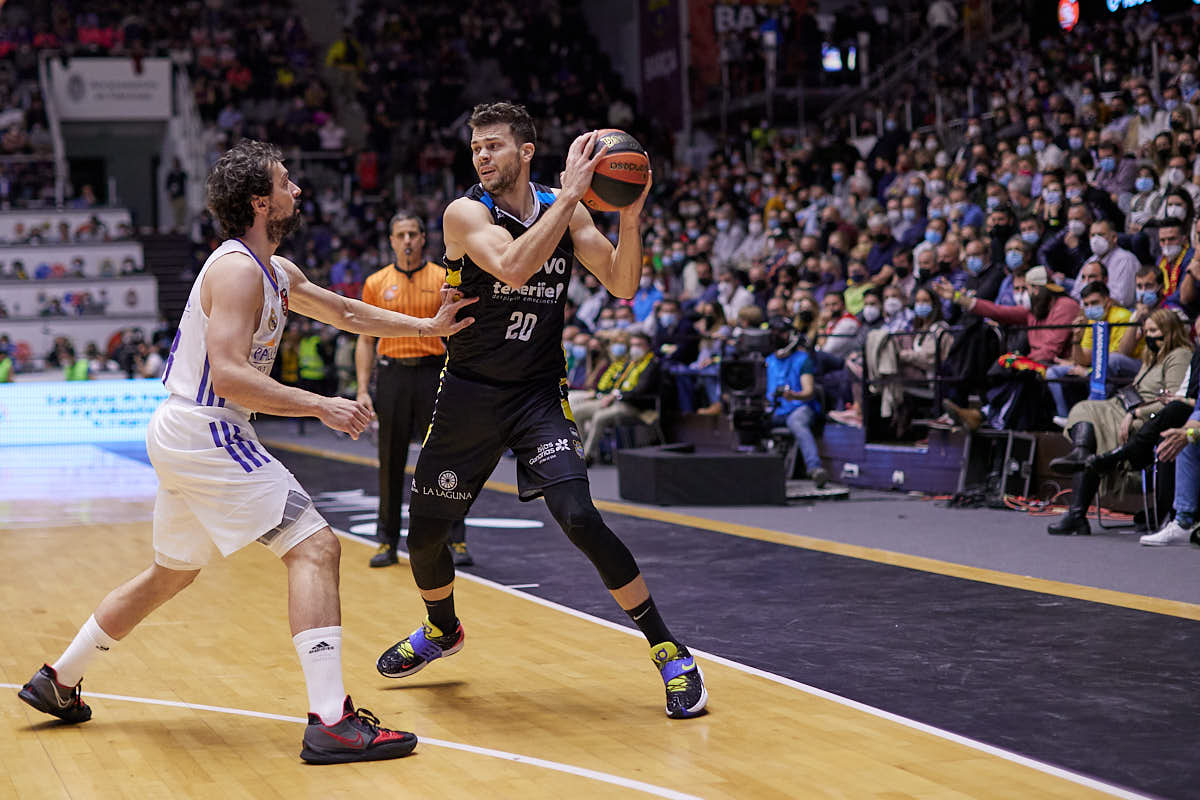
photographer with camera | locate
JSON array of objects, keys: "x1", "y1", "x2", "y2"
[{"x1": 765, "y1": 317, "x2": 828, "y2": 487}]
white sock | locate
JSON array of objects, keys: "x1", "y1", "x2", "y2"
[
  {"x1": 52, "y1": 615, "x2": 118, "y2": 686},
  {"x1": 293, "y1": 626, "x2": 346, "y2": 725}
]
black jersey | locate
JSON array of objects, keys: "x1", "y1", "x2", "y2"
[{"x1": 443, "y1": 181, "x2": 574, "y2": 385}]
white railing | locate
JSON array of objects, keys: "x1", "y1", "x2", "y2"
[{"x1": 35, "y1": 53, "x2": 68, "y2": 207}]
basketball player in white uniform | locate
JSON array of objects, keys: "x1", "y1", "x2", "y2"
[{"x1": 17, "y1": 140, "x2": 477, "y2": 764}]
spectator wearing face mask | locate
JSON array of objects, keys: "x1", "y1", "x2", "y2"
[
  {"x1": 710, "y1": 208, "x2": 745, "y2": 270},
  {"x1": 865, "y1": 214, "x2": 900, "y2": 274},
  {"x1": 815, "y1": 291, "x2": 860, "y2": 360},
  {"x1": 1126, "y1": 162, "x2": 1165, "y2": 231},
  {"x1": 1089, "y1": 141, "x2": 1135, "y2": 200},
  {"x1": 576, "y1": 332, "x2": 662, "y2": 463},
  {"x1": 731, "y1": 217, "x2": 768, "y2": 268},
  {"x1": 1079, "y1": 219, "x2": 1137, "y2": 307},
  {"x1": 1039, "y1": 201, "x2": 1093, "y2": 280},
  {"x1": 651, "y1": 298, "x2": 700, "y2": 366},
  {"x1": 575, "y1": 273, "x2": 609, "y2": 331},
  {"x1": 842, "y1": 260, "x2": 874, "y2": 314},
  {"x1": 1064, "y1": 169, "x2": 1124, "y2": 230},
  {"x1": 1164, "y1": 153, "x2": 1200, "y2": 207},
  {"x1": 949, "y1": 186, "x2": 985, "y2": 231},
  {"x1": 939, "y1": 267, "x2": 1081, "y2": 431},
  {"x1": 765, "y1": 317, "x2": 828, "y2": 487},
  {"x1": 1018, "y1": 215, "x2": 1046, "y2": 254},
  {"x1": 894, "y1": 197, "x2": 927, "y2": 248},
  {"x1": 631, "y1": 266, "x2": 664, "y2": 322},
  {"x1": 1046, "y1": 281, "x2": 1136, "y2": 420},
  {"x1": 716, "y1": 269, "x2": 756, "y2": 322},
  {"x1": 1117, "y1": 265, "x2": 1167, "y2": 361},
  {"x1": 961, "y1": 238, "x2": 1003, "y2": 302},
  {"x1": 881, "y1": 286, "x2": 914, "y2": 333},
  {"x1": 565, "y1": 332, "x2": 593, "y2": 390},
  {"x1": 1124, "y1": 86, "x2": 1169, "y2": 152},
  {"x1": 1154, "y1": 219, "x2": 1193, "y2": 306},
  {"x1": 996, "y1": 237, "x2": 1034, "y2": 306},
  {"x1": 681, "y1": 258, "x2": 719, "y2": 306}
]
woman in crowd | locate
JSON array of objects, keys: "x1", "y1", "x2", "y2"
[{"x1": 1046, "y1": 309, "x2": 1192, "y2": 536}]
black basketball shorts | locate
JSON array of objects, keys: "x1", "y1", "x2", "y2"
[{"x1": 409, "y1": 369, "x2": 589, "y2": 520}]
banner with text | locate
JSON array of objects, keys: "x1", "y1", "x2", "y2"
[
  {"x1": 0, "y1": 379, "x2": 167, "y2": 444},
  {"x1": 48, "y1": 58, "x2": 172, "y2": 121},
  {"x1": 688, "y1": 0, "x2": 804, "y2": 111}
]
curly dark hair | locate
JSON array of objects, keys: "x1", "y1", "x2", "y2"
[
  {"x1": 206, "y1": 140, "x2": 282, "y2": 238},
  {"x1": 469, "y1": 102, "x2": 536, "y2": 146}
]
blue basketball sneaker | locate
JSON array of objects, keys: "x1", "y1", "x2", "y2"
[
  {"x1": 376, "y1": 618, "x2": 465, "y2": 679},
  {"x1": 652, "y1": 642, "x2": 708, "y2": 719}
]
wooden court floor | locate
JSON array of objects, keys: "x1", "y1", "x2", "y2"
[{"x1": 0, "y1": 498, "x2": 1136, "y2": 800}]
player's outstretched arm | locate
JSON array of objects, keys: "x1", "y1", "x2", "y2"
[
  {"x1": 445, "y1": 130, "x2": 608, "y2": 289},
  {"x1": 276, "y1": 256, "x2": 476, "y2": 338},
  {"x1": 570, "y1": 171, "x2": 652, "y2": 299},
  {"x1": 204, "y1": 254, "x2": 371, "y2": 437}
]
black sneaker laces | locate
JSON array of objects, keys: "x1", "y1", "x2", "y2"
[{"x1": 353, "y1": 707, "x2": 383, "y2": 734}]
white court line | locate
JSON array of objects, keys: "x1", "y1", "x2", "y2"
[
  {"x1": 2, "y1": 683, "x2": 699, "y2": 800},
  {"x1": 330, "y1": 528, "x2": 1155, "y2": 800}
]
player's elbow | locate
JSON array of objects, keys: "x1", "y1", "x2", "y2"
[
  {"x1": 495, "y1": 258, "x2": 528, "y2": 290},
  {"x1": 609, "y1": 282, "x2": 637, "y2": 300},
  {"x1": 209, "y1": 361, "x2": 245, "y2": 403}
]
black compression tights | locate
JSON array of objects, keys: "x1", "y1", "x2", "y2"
[{"x1": 406, "y1": 480, "x2": 640, "y2": 592}]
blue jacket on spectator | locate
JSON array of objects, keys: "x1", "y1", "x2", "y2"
[
  {"x1": 959, "y1": 204, "x2": 985, "y2": 230},
  {"x1": 866, "y1": 237, "x2": 899, "y2": 275},
  {"x1": 766, "y1": 348, "x2": 820, "y2": 417},
  {"x1": 632, "y1": 284, "x2": 663, "y2": 322}
]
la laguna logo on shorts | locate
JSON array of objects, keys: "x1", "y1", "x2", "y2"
[{"x1": 438, "y1": 470, "x2": 458, "y2": 491}]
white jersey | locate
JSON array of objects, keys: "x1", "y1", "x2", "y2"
[{"x1": 162, "y1": 238, "x2": 290, "y2": 418}]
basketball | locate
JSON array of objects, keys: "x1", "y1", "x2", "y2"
[{"x1": 583, "y1": 129, "x2": 649, "y2": 212}]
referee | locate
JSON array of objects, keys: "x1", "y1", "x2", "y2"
[{"x1": 357, "y1": 210, "x2": 470, "y2": 568}]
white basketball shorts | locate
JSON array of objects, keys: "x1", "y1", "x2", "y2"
[{"x1": 146, "y1": 395, "x2": 327, "y2": 569}]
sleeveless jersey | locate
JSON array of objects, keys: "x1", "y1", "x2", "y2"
[
  {"x1": 162, "y1": 238, "x2": 290, "y2": 418},
  {"x1": 443, "y1": 181, "x2": 573, "y2": 385}
]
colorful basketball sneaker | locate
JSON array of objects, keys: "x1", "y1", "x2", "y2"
[
  {"x1": 651, "y1": 642, "x2": 708, "y2": 719},
  {"x1": 18, "y1": 664, "x2": 92, "y2": 723},
  {"x1": 300, "y1": 695, "x2": 417, "y2": 764},
  {"x1": 448, "y1": 541, "x2": 474, "y2": 567},
  {"x1": 376, "y1": 618, "x2": 465, "y2": 679}
]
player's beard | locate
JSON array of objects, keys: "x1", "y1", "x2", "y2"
[
  {"x1": 482, "y1": 158, "x2": 521, "y2": 195},
  {"x1": 266, "y1": 203, "x2": 303, "y2": 244}
]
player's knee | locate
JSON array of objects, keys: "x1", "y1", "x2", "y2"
[
  {"x1": 149, "y1": 563, "x2": 200, "y2": 594},
  {"x1": 406, "y1": 515, "x2": 454, "y2": 564},
  {"x1": 283, "y1": 528, "x2": 340, "y2": 569}
]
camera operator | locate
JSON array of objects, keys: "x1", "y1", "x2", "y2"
[{"x1": 765, "y1": 317, "x2": 828, "y2": 487}]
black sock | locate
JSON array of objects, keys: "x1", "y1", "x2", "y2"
[
  {"x1": 423, "y1": 594, "x2": 457, "y2": 636},
  {"x1": 625, "y1": 596, "x2": 677, "y2": 647}
]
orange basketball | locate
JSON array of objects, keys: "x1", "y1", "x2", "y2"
[{"x1": 583, "y1": 129, "x2": 649, "y2": 212}]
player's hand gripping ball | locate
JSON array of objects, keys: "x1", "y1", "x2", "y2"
[{"x1": 582, "y1": 129, "x2": 649, "y2": 212}]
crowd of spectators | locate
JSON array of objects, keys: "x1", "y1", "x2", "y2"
[{"x1": 8, "y1": 1, "x2": 1200, "y2": 537}]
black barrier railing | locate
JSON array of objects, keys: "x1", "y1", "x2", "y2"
[{"x1": 816, "y1": 318, "x2": 1152, "y2": 441}]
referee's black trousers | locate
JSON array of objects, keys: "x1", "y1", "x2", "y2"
[{"x1": 375, "y1": 357, "x2": 463, "y2": 547}]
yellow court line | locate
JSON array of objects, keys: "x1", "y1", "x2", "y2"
[{"x1": 263, "y1": 437, "x2": 1200, "y2": 622}]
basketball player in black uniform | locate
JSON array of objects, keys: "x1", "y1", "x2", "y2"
[{"x1": 375, "y1": 103, "x2": 707, "y2": 718}]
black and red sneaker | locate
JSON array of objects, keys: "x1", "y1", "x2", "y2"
[
  {"x1": 300, "y1": 696, "x2": 417, "y2": 764},
  {"x1": 18, "y1": 664, "x2": 92, "y2": 724}
]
